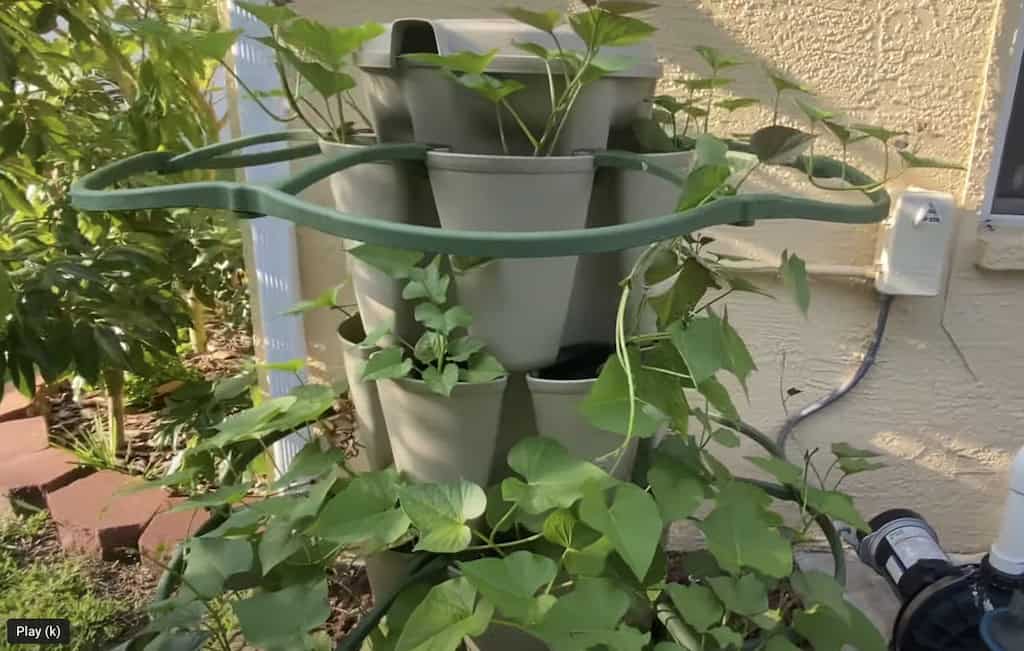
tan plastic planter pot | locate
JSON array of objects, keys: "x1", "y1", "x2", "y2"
[
  {"x1": 467, "y1": 625, "x2": 549, "y2": 651},
  {"x1": 527, "y1": 369, "x2": 637, "y2": 481},
  {"x1": 377, "y1": 376, "x2": 508, "y2": 486},
  {"x1": 426, "y1": 151, "x2": 595, "y2": 372},
  {"x1": 563, "y1": 150, "x2": 694, "y2": 346},
  {"x1": 357, "y1": 19, "x2": 660, "y2": 155},
  {"x1": 321, "y1": 139, "x2": 439, "y2": 345},
  {"x1": 363, "y1": 550, "x2": 417, "y2": 603},
  {"x1": 338, "y1": 315, "x2": 393, "y2": 472}
]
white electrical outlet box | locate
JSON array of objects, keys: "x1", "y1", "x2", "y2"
[{"x1": 874, "y1": 188, "x2": 957, "y2": 296}]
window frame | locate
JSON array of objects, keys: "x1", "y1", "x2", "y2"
[{"x1": 984, "y1": 16, "x2": 1024, "y2": 226}]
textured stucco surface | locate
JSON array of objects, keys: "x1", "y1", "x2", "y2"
[{"x1": 283, "y1": 0, "x2": 1024, "y2": 550}]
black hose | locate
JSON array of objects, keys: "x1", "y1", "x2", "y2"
[{"x1": 777, "y1": 293, "x2": 894, "y2": 452}]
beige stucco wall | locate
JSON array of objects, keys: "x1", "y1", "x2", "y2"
[{"x1": 284, "y1": 0, "x2": 1024, "y2": 550}]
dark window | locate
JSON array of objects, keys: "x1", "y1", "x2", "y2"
[{"x1": 994, "y1": 62, "x2": 1024, "y2": 214}]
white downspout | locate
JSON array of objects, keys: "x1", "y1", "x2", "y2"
[
  {"x1": 227, "y1": 0, "x2": 309, "y2": 472},
  {"x1": 990, "y1": 447, "x2": 1024, "y2": 576}
]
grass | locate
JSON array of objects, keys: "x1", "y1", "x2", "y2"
[{"x1": 0, "y1": 512, "x2": 140, "y2": 651}]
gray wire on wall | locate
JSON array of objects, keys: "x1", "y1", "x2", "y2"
[{"x1": 776, "y1": 293, "x2": 896, "y2": 452}]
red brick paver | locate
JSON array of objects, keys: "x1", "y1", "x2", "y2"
[
  {"x1": 0, "y1": 383, "x2": 33, "y2": 423},
  {"x1": 48, "y1": 471, "x2": 173, "y2": 560},
  {"x1": 0, "y1": 447, "x2": 91, "y2": 514},
  {"x1": 139, "y1": 502, "x2": 210, "y2": 568},
  {"x1": 0, "y1": 417, "x2": 49, "y2": 460}
]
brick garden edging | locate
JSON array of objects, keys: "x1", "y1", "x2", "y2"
[{"x1": 0, "y1": 384, "x2": 205, "y2": 561}]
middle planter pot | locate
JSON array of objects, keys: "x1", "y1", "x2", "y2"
[
  {"x1": 425, "y1": 151, "x2": 595, "y2": 372},
  {"x1": 377, "y1": 376, "x2": 507, "y2": 486}
]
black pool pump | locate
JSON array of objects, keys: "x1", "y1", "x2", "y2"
[{"x1": 857, "y1": 509, "x2": 1024, "y2": 650}]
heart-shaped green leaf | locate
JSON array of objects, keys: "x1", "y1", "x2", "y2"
[
  {"x1": 399, "y1": 480, "x2": 487, "y2": 553},
  {"x1": 579, "y1": 482, "x2": 664, "y2": 581},
  {"x1": 396, "y1": 578, "x2": 494, "y2": 651},
  {"x1": 502, "y1": 438, "x2": 610, "y2": 514},
  {"x1": 459, "y1": 551, "x2": 557, "y2": 624}
]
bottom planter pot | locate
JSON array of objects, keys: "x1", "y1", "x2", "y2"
[
  {"x1": 364, "y1": 550, "x2": 417, "y2": 603},
  {"x1": 377, "y1": 376, "x2": 507, "y2": 486},
  {"x1": 338, "y1": 315, "x2": 393, "y2": 472},
  {"x1": 527, "y1": 345, "x2": 637, "y2": 480},
  {"x1": 466, "y1": 624, "x2": 549, "y2": 651}
]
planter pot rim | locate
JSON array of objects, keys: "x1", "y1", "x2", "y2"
[
  {"x1": 388, "y1": 375, "x2": 508, "y2": 396},
  {"x1": 320, "y1": 135, "x2": 379, "y2": 151},
  {"x1": 426, "y1": 150, "x2": 595, "y2": 174},
  {"x1": 526, "y1": 374, "x2": 596, "y2": 394}
]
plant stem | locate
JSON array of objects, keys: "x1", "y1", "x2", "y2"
[
  {"x1": 217, "y1": 56, "x2": 295, "y2": 124},
  {"x1": 772, "y1": 92, "x2": 781, "y2": 125},
  {"x1": 464, "y1": 533, "x2": 542, "y2": 552},
  {"x1": 102, "y1": 369, "x2": 126, "y2": 457},
  {"x1": 496, "y1": 103, "x2": 509, "y2": 155},
  {"x1": 343, "y1": 92, "x2": 373, "y2": 130},
  {"x1": 187, "y1": 291, "x2": 208, "y2": 354},
  {"x1": 500, "y1": 99, "x2": 540, "y2": 153}
]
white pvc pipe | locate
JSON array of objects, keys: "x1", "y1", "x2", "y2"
[
  {"x1": 228, "y1": 0, "x2": 310, "y2": 473},
  {"x1": 990, "y1": 447, "x2": 1024, "y2": 576}
]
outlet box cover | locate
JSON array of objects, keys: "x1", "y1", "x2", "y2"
[{"x1": 875, "y1": 188, "x2": 957, "y2": 296}]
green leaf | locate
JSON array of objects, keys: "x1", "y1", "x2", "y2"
[
  {"x1": 580, "y1": 354, "x2": 665, "y2": 438},
  {"x1": 653, "y1": 94, "x2": 688, "y2": 115},
  {"x1": 264, "y1": 39, "x2": 356, "y2": 97},
  {"x1": 447, "y1": 336, "x2": 486, "y2": 362},
  {"x1": 422, "y1": 363, "x2": 459, "y2": 397},
  {"x1": 649, "y1": 258, "x2": 715, "y2": 328},
  {"x1": 278, "y1": 19, "x2": 384, "y2": 67},
  {"x1": 721, "y1": 307, "x2": 756, "y2": 393},
  {"x1": 502, "y1": 437, "x2": 610, "y2": 514},
  {"x1": 454, "y1": 73, "x2": 526, "y2": 104},
  {"x1": 512, "y1": 41, "x2": 555, "y2": 60},
  {"x1": 600, "y1": 1, "x2": 658, "y2": 14},
  {"x1": 403, "y1": 50, "x2": 498, "y2": 74},
  {"x1": 191, "y1": 30, "x2": 240, "y2": 61},
  {"x1": 794, "y1": 99, "x2": 834, "y2": 123},
  {"x1": 805, "y1": 487, "x2": 870, "y2": 532},
  {"x1": 449, "y1": 256, "x2": 496, "y2": 274},
  {"x1": 284, "y1": 284, "x2": 343, "y2": 315},
  {"x1": 399, "y1": 480, "x2": 487, "y2": 553},
  {"x1": 766, "y1": 70, "x2": 812, "y2": 95},
  {"x1": 791, "y1": 570, "x2": 851, "y2": 622},
  {"x1": 261, "y1": 358, "x2": 305, "y2": 374},
  {"x1": 695, "y1": 46, "x2": 742, "y2": 71},
  {"x1": 234, "y1": 579, "x2": 330, "y2": 649},
  {"x1": 678, "y1": 164, "x2": 731, "y2": 211},
  {"x1": 793, "y1": 604, "x2": 886, "y2": 651},
  {"x1": 831, "y1": 442, "x2": 883, "y2": 459},
  {"x1": 823, "y1": 120, "x2": 854, "y2": 145},
  {"x1": 644, "y1": 246, "x2": 681, "y2": 286},
  {"x1": 747, "y1": 456, "x2": 805, "y2": 486},
  {"x1": 414, "y1": 303, "x2": 472, "y2": 335},
  {"x1": 413, "y1": 332, "x2": 443, "y2": 365},
  {"x1": 665, "y1": 583, "x2": 723, "y2": 633},
  {"x1": 750, "y1": 126, "x2": 816, "y2": 165},
  {"x1": 695, "y1": 134, "x2": 729, "y2": 167},
  {"x1": 403, "y1": 257, "x2": 449, "y2": 304},
  {"x1": 700, "y1": 490, "x2": 793, "y2": 578},
  {"x1": 181, "y1": 538, "x2": 255, "y2": 599},
  {"x1": 140, "y1": 631, "x2": 209, "y2": 651},
  {"x1": 196, "y1": 396, "x2": 298, "y2": 450},
  {"x1": 169, "y1": 481, "x2": 251, "y2": 512},
  {"x1": 362, "y1": 348, "x2": 413, "y2": 382},
  {"x1": 237, "y1": 1, "x2": 298, "y2": 26},
  {"x1": 838, "y1": 457, "x2": 886, "y2": 475},
  {"x1": 711, "y1": 428, "x2": 741, "y2": 448},
  {"x1": 570, "y1": 10, "x2": 656, "y2": 48},
  {"x1": 348, "y1": 245, "x2": 424, "y2": 279},
  {"x1": 648, "y1": 458, "x2": 706, "y2": 521},
  {"x1": 708, "y1": 627, "x2": 744, "y2": 650},
  {"x1": 716, "y1": 97, "x2": 759, "y2": 112},
  {"x1": 542, "y1": 508, "x2": 577, "y2": 547},
  {"x1": 850, "y1": 123, "x2": 908, "y2": 143},
  {"x1": 897, "y1": 150, "x2": 965, "y2": 170},
  {"x1": 396, "y1": 577, "x2": 494, "y2": 651},
  {"x1": 318, "y1": 470, "x2": 411, "y2": 551},
  {"x1": 563, "y1": 536, "x2": 615, "y2": 577},
  {"x1": 269, "y1": 442, "x2": 346, "y2": 491},
  {"x1": 680, "y1": 77, "x2": 733, "y2": 91},
  {"x1": 257, "y1": 517, "x2": 305, "y2": 575},
  {"x1": 670, "y1": 316, "x2": 725, "y2": 386},
  {"x1": 459, "y1": 551, "x2": 557, "y2": 624},
  {"x1": 764, "y1": 636, "x2": 803, "y2": 651},
  {"x1": 707, "y1": 574, "x2": 769, "y2": 615},
  {"x1": 579, "y1": 482, "x2": 664, "y2": 581},
  {"x1": 632, "y1": 117, "x2": 677, "y2": 153},
  {"x1": 0, "y1": 266, "x2": 14, "y2": 326},
  {"x1": 500, "y1": 7, "x2": 563, "y2": 32},
  {"x1": 780, "y1": 250, "x2": 810, "y2": 316},
  {"x1": 532, "y1": 577, "x2": 649, "y2": 651},
  {"x1": 461, "y1": 353, "x2": 506, "y2": 384}
]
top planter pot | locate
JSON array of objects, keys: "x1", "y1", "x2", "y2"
[
  {"x1": 562, "y1": 149, "x2": 694, "y2": 346},
  {"x1": 321, "y1": 138, "x2": 440, "y2": 345},
  {"x1": 425, "y1": 151, "x2": 595, "y2": 372},
  {"x1": 356, "y1": 19, "x2": 660, "y2": 154}
]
